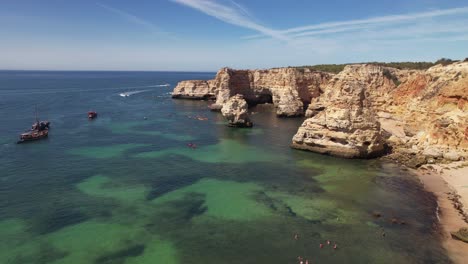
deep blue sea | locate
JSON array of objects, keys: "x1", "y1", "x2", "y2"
[{"x1": 0, "y1": 70, "x2": 451, "y2": 263}]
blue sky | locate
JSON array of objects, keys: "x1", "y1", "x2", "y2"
[{"x1": 1, "y1": 0, "x2": 467, "y2": 71}]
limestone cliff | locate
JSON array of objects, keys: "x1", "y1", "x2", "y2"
[
  {"x1": 383, "y1": 62, "x2": 468, "y2": 164},
  {"x1": 293, "y1": 62, "x2": 468, "y2": 162},
  {"x1": 172, "y1": 80, "x2": 216, "y2": 100},
  {"x1": 292, "y1": 65, "x2": 386, "y2": 158},
  {"x1": 173, "y1": 67, "x2": 332, "y2": 116},
  {"x1": 173, "y1": 63, "x2": 467, "y2": 162}
]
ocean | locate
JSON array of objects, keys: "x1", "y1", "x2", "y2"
[{"x1": 0, "y1": 70, "x2": 451, "y2": 263}]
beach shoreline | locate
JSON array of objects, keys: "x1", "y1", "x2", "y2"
[{"x1": 411, "y1": 161, "x2": 468, "y2": 264}]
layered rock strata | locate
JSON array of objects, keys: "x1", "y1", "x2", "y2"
[
  {"x1": 173, "y1": 67, "x2": 332, "y2": 116},
  {"x1": 172, "y1": 80, "x2": 216, "y2": 100},
  {"x1": 173, "y1": 62, "x2": 467, "y2": 162},
  {"x1": 293, "y1": 62, "x2": 468, "y2": 161},
  {"x1": 292, "y1": 65, "x2": 386, "y2": 158},
  {"x1": 221, "y1": 94, "x2": 253, "y2": 128}
]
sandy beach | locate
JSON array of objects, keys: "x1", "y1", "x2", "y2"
[{"x1": 413, "y1": 161, "x2": 468, "y2": 264}]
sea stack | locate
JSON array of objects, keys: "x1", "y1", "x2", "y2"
[
  {"x1": 221, "y1": 94, "x2": 253, "y2": 128},
  {"x1": 292, "y1": 65, "x2": 386, "y2": 158},
  {"x1": 172, "y1": 67, "x2": 333, "y2": 116}
]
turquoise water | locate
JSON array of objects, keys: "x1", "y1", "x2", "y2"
[{"x1": 0, "y1": 71, "x2": 451, "y2": 263}]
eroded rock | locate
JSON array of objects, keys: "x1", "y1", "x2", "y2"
[
  {"x1": 172, "y1": 80, "x2": 216, "y2": 100},
  {"x1": 292, "y1": 66, "x2": 386, "y2": 158},
  {"x1": 174, "y1": 67, "x2": 333, "y2": 117},
  {"x1": 221, "y1": 94, "x2": 253, "y2": 128}
]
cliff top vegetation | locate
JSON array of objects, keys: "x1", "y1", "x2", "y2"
[{"x1": 292, "y1": 58, "x2": 459, "y2": 74}]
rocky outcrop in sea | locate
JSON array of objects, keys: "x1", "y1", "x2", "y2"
[
  {"x1": 172, "y1": 80, "x2": 216, "y2": 100},
  {"x1": 221, "y1": 94, "x2": 253, "y2": 127},
  {"x1": 174, "y1": 67, "x2": 332, "y2": 116},
  {"x1": 292, "y1": 65, "x2": 386, "y2": 158}
]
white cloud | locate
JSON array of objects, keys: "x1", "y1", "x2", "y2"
[
  {"x1": 97, "y1": 2, "x2": 168, "y2": 35},
  {"x1": 171, "y1": 0, "x2": 290, "y2": 41},
  {"x1": 245, "y1": 6, "x2": 468, "y2": 40}
]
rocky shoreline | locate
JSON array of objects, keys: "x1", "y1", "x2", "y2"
[
  {"x1": 172, "y1": 62, "x2": 468, "y2": 258},
  {"x1": 173, "y1": 62, "x2": 467, "y2": 163}
]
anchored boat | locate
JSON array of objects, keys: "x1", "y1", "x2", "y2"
[
  {"x1": 18, "y1": 129, "x2": 49, "y2": 143},
  {"x1": 88, "y1": 111, "x2": 98, "y2": 119},
  {"x1": 17, "y1": 117, "x2": 50, "y2": 144}
]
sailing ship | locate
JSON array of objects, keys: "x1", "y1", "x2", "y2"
[{"x1": 17, "y1": 109, "x2": 50, "y2": 144}]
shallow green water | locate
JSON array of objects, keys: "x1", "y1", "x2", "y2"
[{"x1": 0, "y1": 71, "x2": 451, "y2": 263}]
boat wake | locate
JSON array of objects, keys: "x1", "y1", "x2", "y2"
[
  {"x1": 119, "y1": 90, "x2": 149, "y2": 97},
  {"x1": 148, "y1": 84, "x2": 170, "y2": 87}
]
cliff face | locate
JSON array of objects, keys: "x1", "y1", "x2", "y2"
[
  {"x1": 173, "y1": 67, "x2": 333, "y2": 116},
  {"x1": 292, "y1": 65, "x2": 387, "y2": 158},
  {"x1": 172, "y1": 80, "x2": 216, "y2": 100},
  {"x1": 383, "y1": 62, "x2": 468, "y2": 162},
  {"x1": 293, "y1": 62, "x2": 468, "y2": 161},
  {"x1": 173, "y1": 63, "x2": 467, "y2": 162}
]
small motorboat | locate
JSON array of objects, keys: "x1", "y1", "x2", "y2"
[{"x1": 88, "y1": 111, "x2": 98, "y2": 119}]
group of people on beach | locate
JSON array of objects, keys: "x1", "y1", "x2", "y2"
[{"x1": 294, "y1": 233, "x2": 338, "y2": 264}]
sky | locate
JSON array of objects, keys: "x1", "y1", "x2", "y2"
[{"x1": 1, "y1": 0, "x2": 468, "y2": 71}]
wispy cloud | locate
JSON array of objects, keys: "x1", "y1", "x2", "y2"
[
  {"x1": 245, "y1": 6, "x2": 468, "y2": 40},
  {"x1": 97, "y1": 2, "x2": 166, "y2": 34},
  {"x1": 171, "y1": 0, "x2": 290, "y2": 41}
]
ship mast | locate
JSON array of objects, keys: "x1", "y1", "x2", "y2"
[{"x1": 35, "y1": 105, "x2": 38, "y2": 123}]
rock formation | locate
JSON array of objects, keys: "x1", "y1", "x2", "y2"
[
  {"x1": 172, "y1": 80, "x2": 216, "y2": 100},
  {"x1": 381, "y1": 62, "x2": 468, "y2": 165},
  {"x1": 173, "y1": 67, "x2": 332, "y2": 116},
  {"x1": 292, "y1": 65, "x2": 386, "y2": 158},
  {"x1": 293, "y1": 62, "x2": 468, "y2": 162},
  {"x1": 221, "y1": 94, "x2": 253, "y2": 127},
  {"x1": 173, "y1": 62, "x2": 467, "y2": 162}
]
